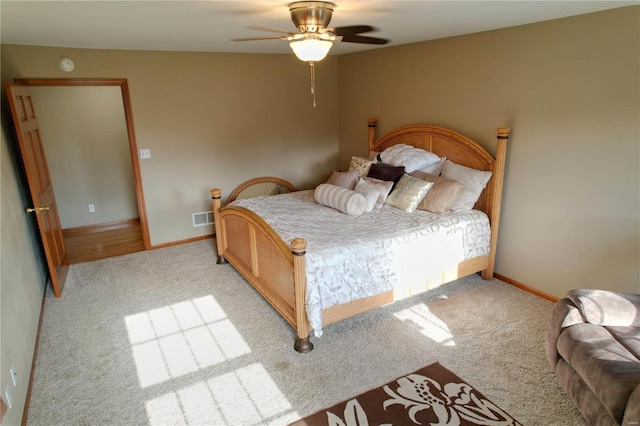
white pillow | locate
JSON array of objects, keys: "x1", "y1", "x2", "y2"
[
  {"x1": 314, "y1": 183, "x2": 366, "y2": 217},
  {"x1": 441, "y1": 160, "x2": 492, "y2": 211},
  {"x1": 418, "y1": 157, "x2": 447, "y2": 175},
  {"x1": 379, "y1": 144, "x2": 409, "y2": 164},
  {"x1": 353, "y1": 180, "x2": 380, "y2": 212},
  {"x1": 380, "y1": 144, "x2": 440, "y2": 173},
  {"x1": 357, "y1": 177, "x2": 394, "y2": 209}
]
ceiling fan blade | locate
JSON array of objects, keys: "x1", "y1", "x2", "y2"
[
  {"x1": 312, "y1": 32, "x2": 339, "y2": 41},
  {"x1": 326, "y1": 25, "x2": 377, "y2": 36},
  {"x1": 340, "y1": 34, "x2": 389, "y2": 45},
  {"x1": 231, "y1": 35, "x2": 290, "y2": 42},
  {"x1": 246, "y1": 25, "x2": 296, "y2": 35}
]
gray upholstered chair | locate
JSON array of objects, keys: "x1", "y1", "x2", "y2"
[{"x1": 547, "y1": 289, "x2": 640, "y2": 425}]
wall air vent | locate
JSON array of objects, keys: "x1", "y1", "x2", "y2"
[{"x1": 192, "y1": 211, "x2": 214, "y2": 227}]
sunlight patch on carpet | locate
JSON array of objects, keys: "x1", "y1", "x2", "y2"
[
  {"x1": 145, "y1": 363, "x2": 297, "y2": 425},
  {"x1": 394, "y1": 303, "x2": 456, "y2": 346},
  {"x1": 125, "y1": 295, "x2": 250, "y2": 388}
]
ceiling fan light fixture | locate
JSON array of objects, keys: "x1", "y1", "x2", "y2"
[{"x1": 290, "y1": 39, "x2": 333, "y2": 62}]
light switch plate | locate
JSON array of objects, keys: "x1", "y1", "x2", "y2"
[
  {"x1": 140, "y1": 149, "x2": 151, "y2": 159},
  {"x1": 9, "y1": 364, "x2": 17, "y2": 387}
]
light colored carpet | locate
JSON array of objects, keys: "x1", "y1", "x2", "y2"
[{"x1": 26, "y1": 239, "x2": 585, "y2": 426}]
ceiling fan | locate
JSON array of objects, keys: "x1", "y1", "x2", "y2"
[
  {"x1": 232, "y1": 1, "x2": 390, "y2": 62},
  {"x1": 232, "y1": 1, "x2": 389, "y2": 106}
]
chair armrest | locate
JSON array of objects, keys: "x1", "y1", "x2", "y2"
[
  {"x1": 623, "y1": 383, "x2": 640, "y2": 425},
  {"x1": 546, "y1": 298, "x2": 586, "y2": 369}
]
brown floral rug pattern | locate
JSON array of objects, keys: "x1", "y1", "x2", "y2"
[{"x1": 291, "y1": 362, "x2": 521, "y2": 426}]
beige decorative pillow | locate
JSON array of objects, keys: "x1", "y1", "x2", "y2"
[
  {"x1": 348, "y1": 156, "x2": 374, "y2": 177},
  {"x1": 441, "y1": 160, "x2": 492, "y2": 212},
  {"x1": 385, "y1": 174, "x2": 434, "y2": 213},
  {"x1": 358, "y1": 177, "x2": 394, "y2": 209},
  {"x1": 411, "y1": 170, "x2": 465, "y2": 213},
  {"x1": 327, "y1": 170, "x2": 359, "y2": 190}
]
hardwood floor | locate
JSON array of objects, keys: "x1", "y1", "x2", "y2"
[{"x1": 62, "y1": 219, "x2": 145, "y2": 265}]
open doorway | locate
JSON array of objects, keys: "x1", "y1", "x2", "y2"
[{"x1": 16, "y1": 78, "x2": 150, "y2": 263}]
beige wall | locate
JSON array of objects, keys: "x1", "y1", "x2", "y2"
[
  {"x1": 1, "y1": 7, "x2": 639, "y2": 424},
  {"x1": 1, "y1": 46, "x2": 339, "y2": 424},
  {"x1": 33, "y1": 86, "x2": 138, "y2": 229},
  {"x1": 1, "y1": 46, "x2": 340, "y2": 246},
  {"x1": 339, "y1": 6, "x2": 640, "y2": 297},
  {"x1": 1, "y1": 119, "x2": 48, "y2": 425}
]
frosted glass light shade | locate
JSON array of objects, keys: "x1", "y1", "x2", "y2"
[{"x1": 290, "y1": 39, "x2": 333, "y2": 62}]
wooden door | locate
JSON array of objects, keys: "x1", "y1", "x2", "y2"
[{"x1": 6, "y1": 83, "x2": 68, "y2": 297}]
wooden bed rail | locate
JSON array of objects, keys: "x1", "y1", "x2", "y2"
[
  {"x1": 291, "y1": 238, "x2": 312, "y2": 352},
  {"x1": 483, "y1": 127, "x2": 510, "y2": 279},
  {"x1": 211, "y1": 188, "x2": 226, "y2": 264}
]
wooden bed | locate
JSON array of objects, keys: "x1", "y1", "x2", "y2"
[{"x1": 211, "y1": 119, "x2": 510, "y2": 352}]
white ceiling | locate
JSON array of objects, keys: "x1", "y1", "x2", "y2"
[{"x1": 1, "y1": 1, "x2": 637, "y2": 56}]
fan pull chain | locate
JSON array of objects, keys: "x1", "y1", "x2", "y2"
[{"x1": 309, "y1": 61, "x2": 316, "y2": 107}]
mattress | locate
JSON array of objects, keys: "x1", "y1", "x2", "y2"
[{"x1": 232, "y1": 189, "x2": 491, "y2": 336}]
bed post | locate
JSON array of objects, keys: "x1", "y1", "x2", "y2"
[
  {"x1": 482, "y1": 127, "x2": 510, "y2": 280},
  {"x1": 292, "y1": 238, "x2": 313, "y2": 353},
  {"x1": 368, "y1": 118, "x2": 377, "y2": 152},
  {"x1": 211, "y1": 188, "x2": 227, "y2": 264}
]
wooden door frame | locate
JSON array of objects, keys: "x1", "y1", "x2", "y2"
[{"x1": 15, "y1": 78, "x2": 151, "y2": 250}]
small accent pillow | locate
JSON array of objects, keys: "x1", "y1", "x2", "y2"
[
  {"x1": 357, "y1": 177, "x2": 394, "y2": 209},
  {"x1": 314, "y1": 183, "x2": 366, "y2": 217},
  {"x1": 441, "y1": 160, "x2": 492, "y2": 212},
  {"x1": 326, "y1": 170, "x2": 359, "y2": 190},
  {"x1": 385, "y1": 174, "x2": 434, "y2": 213},
  {"x1": 411, "y1": 170, "x2": 465, "y2": 213},
  {"x1": 380, "y1": 144, "x2": 441, "y2": 173},
  {"x1": 353, "y1": 183, "x2": 379, "y2": 213},
  {"x1": 348, "y1": 156, "x2": 374, "y2": 177},
  {"x1": 367, "y1": 163, "x2": 405, "y2": 187}
]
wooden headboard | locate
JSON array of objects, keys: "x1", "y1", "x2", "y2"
[
  {"x1": 367, "y1": 119, "x2": 509, "y2": 216},
  {"x1": 367, "y1": 119, "x2": 510, "y2": 277}
]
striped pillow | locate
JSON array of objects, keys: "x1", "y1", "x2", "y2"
[{"x1": 314, "y1": 184, "x2": 366, "y2": 217}]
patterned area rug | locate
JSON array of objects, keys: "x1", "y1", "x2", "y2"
[{"x1": 290, "y1": 362, "x2": 522, "y2": 426}]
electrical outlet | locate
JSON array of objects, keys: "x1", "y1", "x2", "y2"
[
  {"x1": 88, "y1": 204, "x2": 95, "y2": 213},
  {"x1": 4, "y1": 385, "x2": 11, "y2": 410},
  {"x1": 9, "y1": 364, "x2": 17, "y2": 387}
]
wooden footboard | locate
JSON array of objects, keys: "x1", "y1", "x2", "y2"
[{"x1": 211, "y1": 189, "x2": 313, "y2": 352}]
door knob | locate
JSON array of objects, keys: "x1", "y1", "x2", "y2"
[{"x1": 25, "y1": 206, "x2": 51, "y2": 214}]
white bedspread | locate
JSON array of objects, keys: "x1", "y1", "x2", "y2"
[{"x1": 232, "y1": 190, "x2": 490, "y2": 337}]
